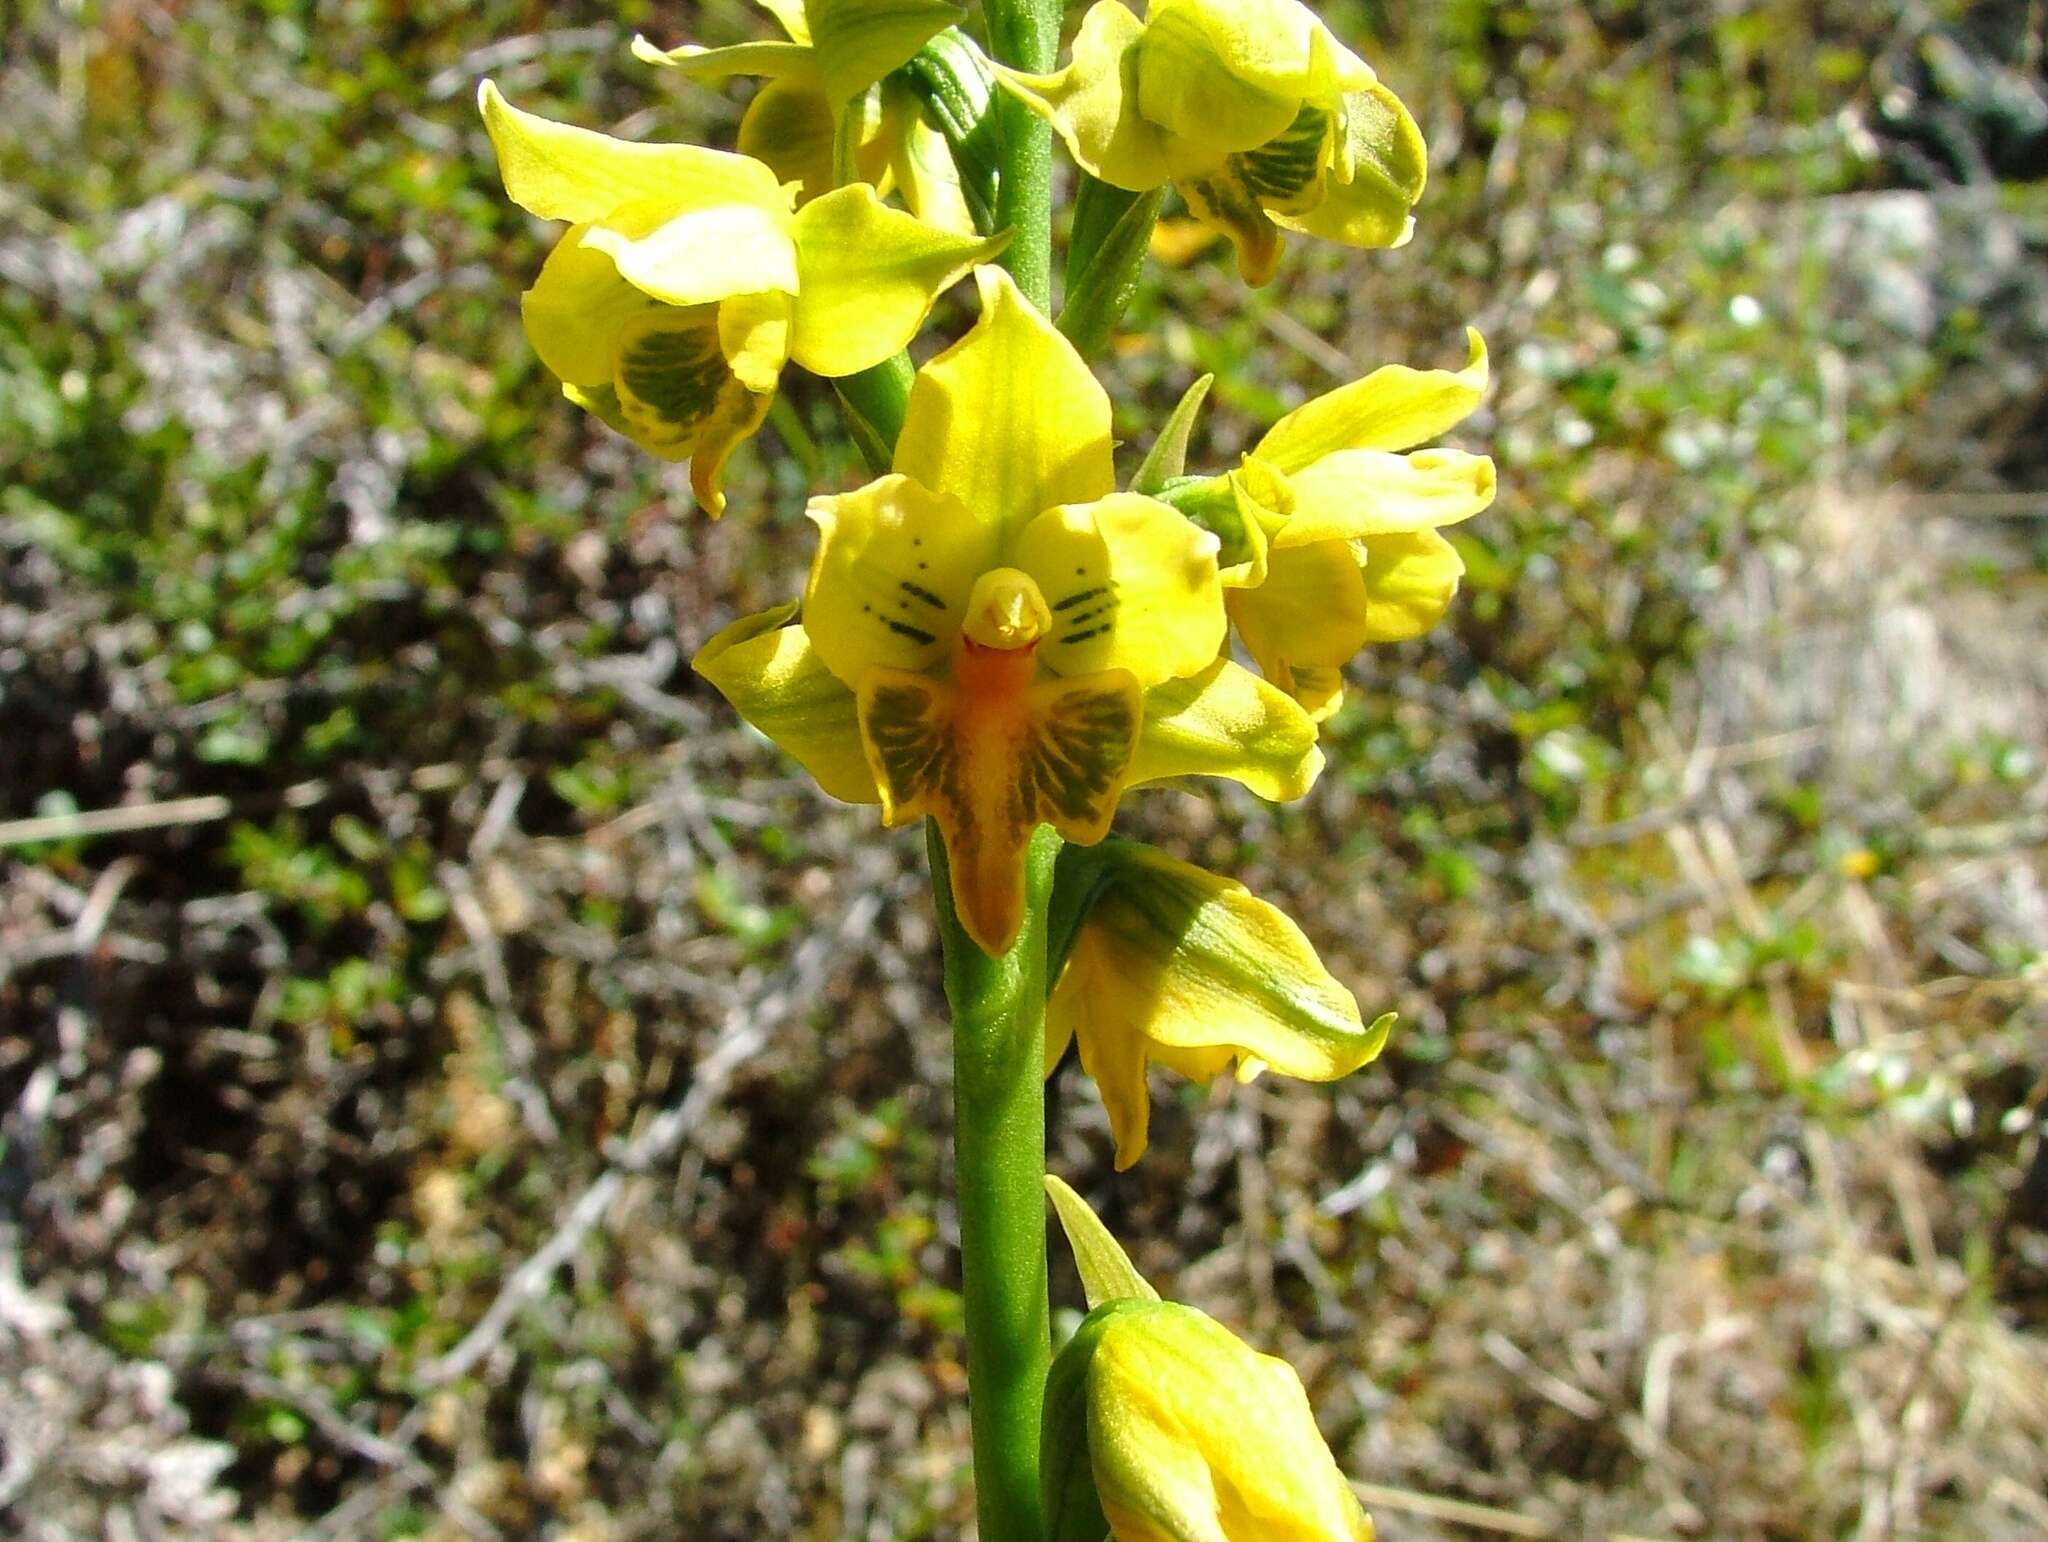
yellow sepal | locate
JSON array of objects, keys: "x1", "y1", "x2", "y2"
[
  {"x1": 1358, "y1": 529, "x2": 1465, "y2": 643},
  {"x1": 478, "y1": 81, "x2": 791, "y2": 228},
  {"x1": 1126, "y1": 659, "x2": 1323, "y2": 801},
  {"x1": 691, "y1": 607, "x2": 879, "y2": 802},
  {"x1": 859, "y1": 667, "x2": 1141, "y2": 955},
  {"x1": 1256, "y1": 328, "x2": 1488, "y2": 470},
  {"x1": 803, "y1": 0, "x2": 961, "y2": 110},
  {"x1": 630, "y1": 35, "x2": 818, "y2": 86},
  {"x1": 788, "y1": 185, "x2": 1009, "y2": 378},
  {"x1": 894, "y1": 267, "x2": 1117, "y2": 542},
  {"x1": 997, "y1": 1, "x2": 1175, "y2": 191},
  {"x1": 1048, "y1": 841, "x2": 1387, "y2": 1168},
  {"x1": 1278, "y1": 447, "x2": 1496, "y2": 546}
]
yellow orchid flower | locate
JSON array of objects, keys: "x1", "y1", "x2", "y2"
[
  {"x1": 1224, "y1": 329, "x2": 1496, "y2": 720},
  {"x1": 633, "y1": 0, "x2": 976, "y2": 232},
  {"x1": 478, "y1": 81, "x2": 1003, "y2": 512},
  {"x1": 695, "y1": 267, "x2": 1325, "y2": 955},
  {"x1": 998, "y1": 0, "x2": 1426, "y2": 284},
  {"x1": 1041, "y1": 1177, "x2": 1375, "y2": 1542},
  {"x1": 1046, "y1": 840, "x2": 1391, "y2": 1169}
]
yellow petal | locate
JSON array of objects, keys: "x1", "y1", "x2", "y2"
[
  {"x1": 1127, "y1": 658, "x2": 1323, "y2": 801},
  {"x1": 478, "y1": 80, "x2": 791, "y2": 225},
  {"x1": 997, "y1": 0, "x2": 1175, "y2": 191},
  {"x1": 1255, "y1": 329, "x2": 1487, "y2": 470},
  {"x1": 1057, "y1": 926, "x2": 1160, "y2": 1167},
  {"x1": 757, "y1": 0, "x2": 812, "y2": 44},
  {"x1": 890, "y1": 110, "x2": 978, "y2": 235},
  {"x1": 737, "y1": 76, "x2": 840, "y2": 203},
  {"x1": 804, "y1": 0, "x2": 961, "y2": 109},
  {"x1": 894, "y1": 266, "x2": 1117, "y2": 541},
  {"x1": 1134, "y1": 0, "x2": 1329, "y2": 169},
  {"x1": 1089, "y1": 1304, "x2": 1375, "y2": 1542},
  {"x1": 803, "y1": 473, "x2": 999, "y2": 685},
  {"x1": 691, "y1": 607, "x2": 879, "y2": 802},
  {"x1": 859, "y1": 667, "x2": 1141, "y2": 955},
  {"x1": 580, "y1": 199, "x2": 799, "y2": 308},
  {"x1": 787, "y1": 185, "x2": 1007, "y2": 378},
  {"x1": 1277, "y1": 448, "x2": 1495, "y2": 546},
  {"x1": 1228, "y1": 540, "x2": 1372, "y2": 700},
  {"x1": 1269, "y1": 78, "x2": 1426, "y2": 252},
  {"x1": 629, "y1": 35, "x2": 818, "y2": 84},
  {"x1": 1359, "y1": 529, "x2": 1464, "y2": 643},
  {"x1": 717, "y1": 290, "x2": 795, "y2": 396},
  {"x1": 1012, "y1": 494, "x2": 1224, "y2": 689},
  {"x1": 519, "y1": 227, "x2": 660, "y2": 386}
]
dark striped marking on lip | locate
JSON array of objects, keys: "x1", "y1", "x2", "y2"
[
  {"x1": 1233, "y1": 103, "x2": 1329, "y2": 202},
  {"x1": 900, "y1": 580, "x2": 946, "y2": 608},
  {"x1": 882, "y1": 617, "x2": 936, "y2": 643}
]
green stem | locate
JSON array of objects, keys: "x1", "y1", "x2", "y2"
[
  {"x1": 930, "y1": 821, "x2": 1058, "y2": 1542},
  {"x1": 985, "y1": 0, "x2": 1057, "y2": 312},
  {"x1": 832, "y1": 351, "x2": 915, "y2": 472}
]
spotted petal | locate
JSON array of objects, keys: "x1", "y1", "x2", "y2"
[
  {"x1": 804, "y1": 473, "x2": 999, "y2": 686},
  {"x1": 1014, "y1": 494, "x2": 1224, "y2": 689},
  {"x1": 519, "y1": 227, "x2": 662, "y2": 387}
]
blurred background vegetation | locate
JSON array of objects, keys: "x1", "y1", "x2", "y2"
[{"x1": 3, "y1": 1, "x2": 2046, "y2": 1537}]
